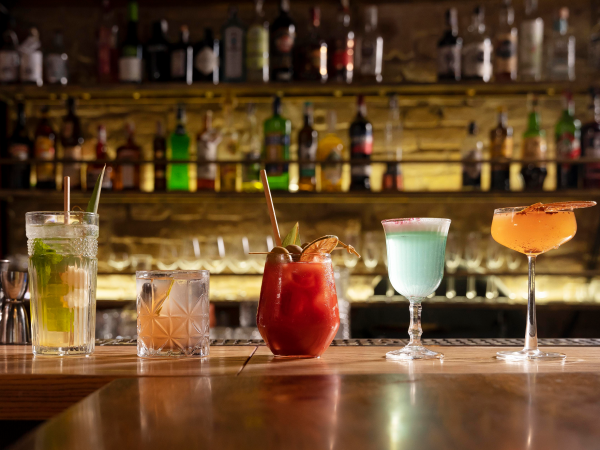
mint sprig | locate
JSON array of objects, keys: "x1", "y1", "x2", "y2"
[{"x1": 30, "y1": 238, "x2": 63, "y2": 287}]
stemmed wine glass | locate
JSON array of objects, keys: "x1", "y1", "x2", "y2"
[{"x1": 382, "y1": 218, "x2": 451, "y2": 360}]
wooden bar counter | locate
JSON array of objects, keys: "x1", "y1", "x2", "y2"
[{"x1": 3, "y1": 341, "x2": 600, "y2": 450}]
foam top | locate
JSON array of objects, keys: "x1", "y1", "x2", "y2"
[{"x1": 381, "y1": 218, "x2": 451, "y2": 234}]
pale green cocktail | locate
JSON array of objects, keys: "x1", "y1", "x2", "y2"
[
  {"x1": 382, "y1": 218, "x2": 450, "y2": 360},
  {"x1": 26, "y1": 212, "x2": 99, "y2": 356}
]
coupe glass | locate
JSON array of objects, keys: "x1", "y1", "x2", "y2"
[
  {"x1": 491, "y1": 206, "x2": 577, "y2": 360},
  {"x1": 382, "y1": 218, "x2": 451, "y2": 360}
]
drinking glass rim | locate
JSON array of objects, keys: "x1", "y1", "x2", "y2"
[
  {"x1": 26, "y1": 211, "x2": 99, "y2": 217},
  {"x1": 381, "y1": 218, "x2": 451, "y2": 225},
  {"x1": 137, "y1": 270, "x2": 210, "y2": 278}
]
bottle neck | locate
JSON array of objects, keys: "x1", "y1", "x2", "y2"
[
  {"x1": 527, "y1": 110, "x2": 541, "y2": 132},
  {"x1": 554, "y1": 19, "x2": 568, "y2": 35},
  {"x1": 497, "y1": 112, "x2": 507, "y2": 128},
  {"x1": 304, "y1": 113, "x2": 313, "y2": 127},
  {"x1": 279, "y1": 0, "x2": 290, "y2": 14}
]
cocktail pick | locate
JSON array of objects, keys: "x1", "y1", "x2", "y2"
[
  {"x1": 260, "y1": 169, "x2": 282, "y2": 247},
  {"x1": 64, "y1": 176, "x2": 70, "y2": 224}
]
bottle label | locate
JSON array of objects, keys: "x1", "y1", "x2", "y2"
[
  {"x1": 20, "y1": 51, "x2": 42, "y2": 84},
  {"x1": 272, "y1": 29, "x2": 294, "y2": 80},
  {"x1": 333, "y1": 46, "x2": 352, "y2": 71},
  {"x1": 322, "y1": 145, "x2": 343, "y2": 185},
  {"x1": 63, "y1": 145, "x2": 82, "y2": 185},
  {"x1": 9, "y1": 143, "x2": 29, "y2": 160},
  {"x1": 246, "y1": 26, "x2": 269, "y2": 71},
  {"x1": 195, "y1": 48, "x2": 218, "y2": 75},
  {"x1": 520, "y1": 19, "x2": 544, "y2": 77},
  {"x1": 197, "y1": 138, "x2": 218, "y2": 181},
  {"x1": 299, "y1": 140, "x2": 317, "y2": 178},
  {"x1": 549, "y1": 39, "x2": 571, "y2": 77},
  {"x1": 0, "y1": 51, "x2": 19, "y2": 82},
  {"x1": 350, "y1": 135, "x2": 373, "y2": 177},
  {"x1": 437, "y1": 45, "x2": 461, "y2": 78},
  {"x1": 171, "y1": 49, "x2": 186, "y2": 78},
  {"x1": 119, "y1": 56, "x2": 142, "y2": 82},
  {"x1": 522, "y1": 136, "x2": 547, "y2": 168},
  {"x1": 265, "y1": 132, "x2": 289, "y2": 175},
  {"x1": 556, "y1": 132, "x2": 581, "y2": 160},
  {"x1": 494, "y1": 33, "x2": 517, "y2": 74},
  {"x1": 224, "y1": 26, "x2": 244, "y2": 79},
  {"x1": 118, "y1": 149, "x2": 137, "y2": 188},
  {"x1": 462, "y1": 149, "x2": 482, "y2": 180},
  {"x1": 34, "y1": 136, "x2": 56, "y2": 182},
  {"x1": 490, "y1": 136, "x2": 513, "y2": 171},
  {"x1": 45, "y1": 54, "x2": 68, "y2": 84},
  {"x1": 462, "y1": 42, "x2": 491, "y2": 80},
  {"x1": 359, "y1": 39, "x2": 382, "y2": 76}
]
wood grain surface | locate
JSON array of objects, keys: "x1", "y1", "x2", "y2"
[{"x1": 11, "y1": 372, "x2": 600, "y2": 450}]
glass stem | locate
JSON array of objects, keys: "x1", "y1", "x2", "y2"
[
  {"x1": 408, "y1": 299, "x2": 423, "y2": 347},
  {"x1": 524, "y1": 256, "x2": 538, "y2": 351}
]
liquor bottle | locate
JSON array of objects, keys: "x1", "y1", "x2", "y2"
[
  {"x1": 297, "y1": 7, "x2": 327, "y2": 82},
  {"x1": 240, "y1": 104, "x2": 262, "y2": 193},
  {"x1": 19, "y1": 28, "x2": 43, "y2": 86},
  {"x1": 555, "y1": 92, "x2": 581, "y2": 190},
  {"x1": 358, "y1": 6, "x2": 383, "y2": 83},
  {"x1": 87, "y1": 125, "x2": 113, "y2": 191},
  {"x1": 461, "y1": 6, "x2": 492, "y2": 82},
  {"x1": 153, "y1": 121, "x2": 167, "y2": 191},
  {"x1": 519, "y1": 0, "x2": 544, "y2": 81},
  {"x1": 297, "y1": 102, "x2": 318, "y2": 192},
  {"x1": 383, "y1": 95, "x2": 403, "y2": 192},
  {"x1": 4, "y1": 103, "x2": 32, "y2": 189},
  {"x1": 197, "y1": 111, "x2": 221, "y2": 191},
  {"x1": 146, "y1": 20, "x2": 170, "y2": 82},
  {"x1": 437, "y1": 8, "x2": 462, "y2": 81},
  {"x1": 494, "y1": 0, "x2": 518, "y2": 81},
  {"x1": 349, "y1": 95, "x2": 373, "y2": 191},
  {"x1": 34, "y1": 106, "x2": 56, "y2": 190},
  {"x1": 263, "y1": 96, "x2": 291, "y2": 190},
  {"x1": 246, "y1": 0, "x2": 269, "y2": 83},
  {"x1": 521, "y1": 97, "x2": 547, "y2": 191},
  {"x1": 317, "y1": 110, "x2": 344, "y2": 192},
  {"x1": 45, "y1": 31, "x2": 68, "y2": 85},
  {"x1": 119, "y1": 0, "x2": 142, "y2": 83},
  {"x1": 168, "y1": 104, "x2": 191, "y2": 191},
  {"x1": 0, "y1": 16, "x2": 20, "y2": 84},
  {"x1": 170, "y1": 25, "x2": 193, "y2": 85},
  {"x1": 547, "y1": 8, "x2": 575, "y2": 81},
  {"x1": 114, "y1": 122, "x2": 141, "y2": 191},
  {"x1": 591, "y1": 9, "x2": 600, "y2": 71},
  {"x1": 581, "y1": 89, "x2": 600, "y2": 189},
  {"x1": 97, "y1": 0, "x2": 119, "y2": 84},
  {"x1": 218, "y1": 104, "x2": 241, "y2": 192},
  {"x1": 330, "y1": 0, "x2": 354, "y2": 84},
  {"x1": 270, "y1": 0, "x2": 296, "y2": 82},
  {"x1": 462, "y1": 122, "x2": 483, "y2": 190},
  {"x1": 221, "y1": 6, "x2": 246, "y2": 82},
  {"x1": 61, "y1": 97, "x2": 84, "y2": 189},
  {"x1": 489, "y1": 107, "x2": 513, "y2": 191},
  {"x1": 193, "y1": 28, "x2": 219, "y2": 84}
]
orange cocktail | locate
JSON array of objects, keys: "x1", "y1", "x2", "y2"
[{"x1": 491, "y1": 209, "x2": 577, "y2": 255}]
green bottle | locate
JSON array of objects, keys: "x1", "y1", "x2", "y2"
[
  {"x1": 263, "y1": 96, "x2": 291, "y2": 190},
  {"x1": 521, "y1": 96, "x2": 547, "y2": 191},
  {"x1": 168, "y1": 104, "x2": 191, "y2": 191},
  {"x1": 555, "y1": 91, "x2": 581, "y2": 189}
]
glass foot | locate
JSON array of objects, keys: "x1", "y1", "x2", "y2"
[
  {"x1": 386, "y1": 345, "x2": 444, "y2": 361},
  {"x1": 496, "y1": 349, "x2": 566, "y2": 361}
]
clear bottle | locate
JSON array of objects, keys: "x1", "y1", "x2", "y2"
[
  {"x1": 153, "y1": 121, "x2": 167, "y2": 191},
  {"x1": 193, "y1": 28, "x2": 219, "y2": 84},
  {"x1": 358, "y1": 6, "x2": 383, "y2": 83},
  {"x1": 168, "y1": 105, "x2": 191, "y2": 191},
  {"x1": 97, "y1": 0, "x2": 119, "y2": 83},
  {"x1": 34, "y1": 106, "x2": 57, "y2": 190},
  {"x1": 461, "y1": 6, "x2": 492, "y2": 82},
  {"x1": 240, "y1": 104, "x2": 262, "y2": 193},
  {"x1": 263, "y1": 96, "x2": 291, "y2": 190},
  {"x1": 555, "y1": 91, "x2": 581, "y2": 190},
  {"x1": 581, "y1": 89, "x2": 600, "y2": 189},
  {"x1": 494, "y1": 0, "x2": 518, "y2": 81},
  {"x1": 221, "y1": 6, "x2": 246, "y2": 82},
  {"x1": 61, "y1": 97, "x2": 83, "y2": 189},
  {"x1": 297, "y1": 102, "x2": 318, "y2": 192},
  {"x1": 519, "y1": 0, "x2": 544, "y2": 81},
  {"x1": 270, "y1": 0, "x2": 296, "y2": 82},
  {"x1": 45, "y1": 31, "x2": 68, "y2": 85},
  {"x1": 170, "y1": 25, "x2": 193, "y2": 85},
  {"x1": 146, "y1": 20, "x2": 170, "y2": 82},
  {"x1": 115, "y1": 122, "x2": 142, "y2": 191},
  {"x1": 297, "y1": 7, "x2": 327, "y2": 82},
  {"x1": 0, "y1": 15, "x2": 20, "y2": 84},
  {"x1": 318, "y1": 110, "x2": 344, "y2": 192},
  {"x1": 349, "y1": 95, "x2": 373, "y2": 191},
  {"x1": 246, "y1": 0, "x2": 269, "y2": 83},
  {"x1": 547, "y1": 8, "x2": 575, "y2": 81},
  {"x1": 197, "y1": 111, "x2": 221, "y2": 191},
  {"x1": 19, "y1": 28, "x2": 43, "y2": 86},
  {"x1": 462, "y1": 122, "x2": 483, "y2": 190},
  {"x1": 383, "y1": 95, "x2": 403, "y2": 192},
  {"x1": 521, "y1": 96, "x2": 547, "y2": 191},
  {"x1": 118, "y1": 0, "x2": 142, "y2": 83},
  {"x1": 87, "y1": 125, "x2": 113, "y2": 191},
  {"x1": 437, "y1": 8, "x2": 462, "y2": 81},
  {"x1": 218, "y1": 104, "x2": 241, "y2": 192},
  {"x1": 330, "y1": 0, "x2": 354, "y2": 84},
  {"x1": 489, "y1": 107, "x2": 513, "y2": 191}
]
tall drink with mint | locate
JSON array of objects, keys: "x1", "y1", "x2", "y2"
[{"x1": 26, "y1": 212, "x2": 99, "y2": 355}]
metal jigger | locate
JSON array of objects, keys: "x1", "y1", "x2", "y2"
[
  {"x1": 0, "y1": 271, "x2": 31, "y2": 345},
  {"x1": 0, "y1": 259, "x2": 9, "y2": 323}
]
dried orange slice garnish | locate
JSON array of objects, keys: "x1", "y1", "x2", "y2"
[
  {"x1": 517, "y1": 201, "x2": 596, "y2": 214},
  {"x1": 300, "y1": 235, "x2": 361, "y2": 261}
]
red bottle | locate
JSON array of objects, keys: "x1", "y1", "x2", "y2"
[{"x1": 257, "y1": 253, "x2": 339, "y2": 358}]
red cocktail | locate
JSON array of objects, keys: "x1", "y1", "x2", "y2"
[{"x1": 257, "y1": 253, "x2": 339, "y2": 358}]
